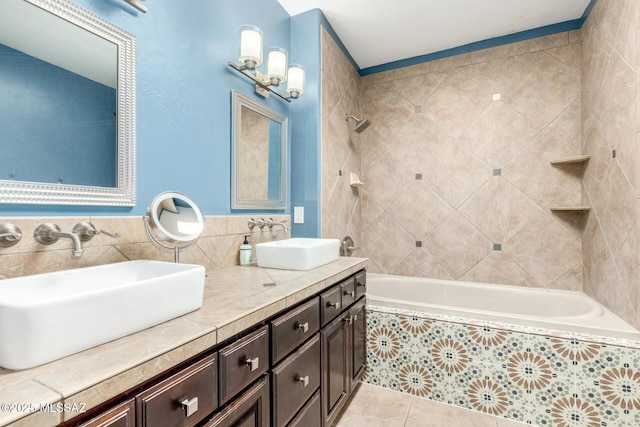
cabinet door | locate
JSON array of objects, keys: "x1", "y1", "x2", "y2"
[
  {"x1": 320, "y1": 313, "x2": 348, "y2": 427},
  {"x1": 271, "y1": 334, "x2": 320, "y2": 427},
  {"x1": 349, "y1": 299, "x2": 366, "y2": 392},
  {"x1": 203, "y1": 375, "x2": 270, "y2": 427},
  {"x1": 77, "y1": 399, "x2": 135, "y2": 427}
]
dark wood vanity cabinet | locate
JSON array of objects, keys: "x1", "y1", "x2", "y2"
[
  {"x1": 66, "y1": 269, "x2": 366, "y2": 427},
  {"x1": 320, "y1": 275, "x2": 367, "y2": 427}
]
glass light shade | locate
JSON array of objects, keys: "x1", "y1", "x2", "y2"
[
  {"x1": 267, "y1": 47, "x2": 287, "y2": 85},
  {"x1": 238, "y1": 25, "x2": 262, "y2": 69},
  {"x1": 286, "y1": 64, "x2": 305, "y2": 98}
]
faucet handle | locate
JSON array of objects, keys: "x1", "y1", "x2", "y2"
[
  {"x1": 73, "y1": 222, "x2": 121, "y2": 242},
  {"x1": 0, "y1": 224, "x2": 22, "y2": 248}
]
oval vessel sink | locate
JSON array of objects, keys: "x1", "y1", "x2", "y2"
[
  {"x1": 0, "y1": 260, "x2": 205, "y2": 370},
  {"x1": 256, "y1": 238, "x2": 340, "y2": 270}
]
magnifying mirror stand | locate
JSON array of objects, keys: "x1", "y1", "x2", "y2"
[{"x1": 143, "y1": 215, "x2": 198, "y2": 263}]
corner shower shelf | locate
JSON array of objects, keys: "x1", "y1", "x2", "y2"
[
  {"x1": 550, "y1": 206, "x2": 591, "y2": 212},
  {"x1": 549, "y1": 155, "x2": 591, "y2": 165}
]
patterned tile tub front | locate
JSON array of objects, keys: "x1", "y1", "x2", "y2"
[{"x1": 365, "y1": 275, "x2": 640, "y2": 426}]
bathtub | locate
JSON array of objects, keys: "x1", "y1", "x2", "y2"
[{"x1": 366, "y1": 273, "x2": 640, "y2": 340}]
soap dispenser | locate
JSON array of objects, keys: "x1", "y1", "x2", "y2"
[{"x1": 240, "y1": 235, "x2": 252, "y2": 266}]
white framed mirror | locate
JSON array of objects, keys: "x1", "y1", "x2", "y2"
[
  {"x1": 0, "y1": 0, "x2": 136, "y2": 206},
  {"x1": 231, "y1": 91, "x2": 288, "y2": 210}
]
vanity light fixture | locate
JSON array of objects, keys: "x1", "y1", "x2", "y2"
[
  {"x1": 228, "y1": 25, "x2": 305, "y2": 102},
  {"x1": 124, "y1": 0, "x2": 147, "y2": 13}
]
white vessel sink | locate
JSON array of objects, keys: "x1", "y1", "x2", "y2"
[
  {"x1": 0, "y1": 260, "x2": 205, "y2": 370},
  {"x1": 256, "y1": 238, "x2": 340, "y2": 271}
]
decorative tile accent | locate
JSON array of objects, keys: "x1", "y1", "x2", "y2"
[{"x1": 366, "y1": 308, "x2": 640, "y2": 425}]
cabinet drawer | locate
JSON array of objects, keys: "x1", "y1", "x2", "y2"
[
  {"x1": 78, "y1": 399, "x2": 135, "y2": 427},
  {"x1": 136, "y1": 354, "x2": 217, "y2": 427},
  {"x1": 287, "y1": 390, "x2": 321, "y2": 427},
  {"x1": 203, "y1": 375, "x2": 270, "y2": 427},
  {"x1": 320, "y1": 285, "x2": 342, "y2": 326},
  {"x1": 271, "y1": 297, "x2": 320, "y2": 363},
  {"x1": 219, "y1": 325, "x2": 269, "y2": 405},
  {"x1": 340, "y1": 278, "x2": 356, "y2": 308},
  {"x1": 354, "y1": 270, "x2": 367, "y2": 300},
  {"x1": 272, "y1": 334, "x2": 320, "y2": 427}
]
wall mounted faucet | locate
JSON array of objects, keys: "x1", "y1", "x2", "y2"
[
  {"x1": 34, "y1": 223, "x2": 84, "y2": 257},
  {"x1": 248, "y1": 218, "x2": 288, "y2": 234},
  {"x1": 265, "y1": 218, "x2": 287, "y2": 234},
  {"x1": 33, "y1": 222, "x2": 120, "y2": 258}
]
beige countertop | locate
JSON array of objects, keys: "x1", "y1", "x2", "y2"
[{"x1": 0, "y1": 257, "x2": 367, "y2": 427}]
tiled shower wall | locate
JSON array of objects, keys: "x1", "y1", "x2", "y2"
[
  {"x1": 581, "y1": 0, "x2": 640, "y2": 328},
  {"x1": 0, "y1": 215, "x2": 289, "y2": 278},
  {"x1": 320, "y1": 27, "x2": 362, "y2": 245},
  {"x1": 357, "y1": 33, "x2": 584, "y2": 290}
]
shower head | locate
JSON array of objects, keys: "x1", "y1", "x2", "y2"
[{"x1": 345, "y1": 114, "x2": 371, "y2": 133}]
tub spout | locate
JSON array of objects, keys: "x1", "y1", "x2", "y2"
[{"x1": 34, "y1": 223, "x2": 84, "y2": 257}]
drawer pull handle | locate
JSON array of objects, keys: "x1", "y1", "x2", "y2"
[
  {"x1": 297, "y1": 322, "x2": 309, "y2": 333},
  {"x1": 245, "y1": 357, "x2": 260, "y2": 372},
  {"x1": 181, "y1": 397, "x2": 199, "y2": 417},
  {"x1": 344, "y1": 316, "x2": 354, "y2": 325},
  {"x1": 357, "y1": 281, "x2": 366, "y2": 287},
  {"x1": 297, "y1": 375, "x2": 310, "y2": 387},
  {"x1": 328, "y1": 301, "x2": 340, "y2": 310},
  {"x1": 343, "y1": 290, "x2": 355, "y2": 298}
]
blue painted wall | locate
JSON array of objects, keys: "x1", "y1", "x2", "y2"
[
  {"x1": 289, "y1": 10, "x2": 323, "y2": 237},
  {"x1": 0, "y1": 43, "x2": 116, "y2": 187},
  {"x1": 1, "y1": 0, "x2": 293, "y2": 216}
]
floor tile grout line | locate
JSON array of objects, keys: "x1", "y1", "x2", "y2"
[{"x1": 402, "y1": 398, "x2": 415, "y2": 426}]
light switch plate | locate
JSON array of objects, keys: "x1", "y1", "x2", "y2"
[{"x1": 294, "y1": 206, "x2": 304, "y2": 224}]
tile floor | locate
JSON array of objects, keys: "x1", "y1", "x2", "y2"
[{"x1": 335, "y1": 383, "x2": 529, "y2": 427}]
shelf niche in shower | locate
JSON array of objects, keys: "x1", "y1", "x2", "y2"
[{"x1": 549, "y1": 155, "x2": 591, "y2": 165}]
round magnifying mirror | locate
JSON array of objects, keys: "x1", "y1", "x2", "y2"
[{"x1": 144, "y1": 192, "x2": 204, "y2": 262}]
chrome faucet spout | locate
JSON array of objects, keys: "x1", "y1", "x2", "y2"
[
  {"x1": 265, "y1": 218, "x2": 288, "y2": 234},
  {"x1": 34, "y1": 223, "x2": 84, "y2": 258},
  {"x1": 52, "y1": 231, "x2": 84, "y2": 257}
]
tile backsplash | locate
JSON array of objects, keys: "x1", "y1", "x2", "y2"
[{"x1": 0, "y1": 215, "x2": 289, "y2": 277}]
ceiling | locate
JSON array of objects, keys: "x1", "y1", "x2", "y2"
[{"x1": 276, "y1": 0, "x2": 592, "y2": 71}]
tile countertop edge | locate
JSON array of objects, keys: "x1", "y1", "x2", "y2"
[{"x1": 0, "y1": 257, "x2": 368, "y2": 427}]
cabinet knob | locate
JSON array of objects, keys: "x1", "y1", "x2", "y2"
[
  {"x1": 180, "y1": 397, "x2": 199, "y2": 417},
  {"x1": 245, "y1": 357, "x2": 260, "y2": 372},
  {"x1": 297, "y1": 322, "x2": 309, "y2": 333},
  {"x1": 297, "y1": 375, "x2": 310, "y2": 387},
  {"x1": 343, "y1": 290, "x2": 355, "y2": 298},
  {"x1": 357, "y1": 282, "x2": 366, "y2": 287},
  {"x1": 344, "y1": 316, "x2": 354, "y2": 325},
  {"x1": 328, "y1": 301, "x2": 340, "y2": 310}
]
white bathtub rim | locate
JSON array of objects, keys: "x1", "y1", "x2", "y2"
[
  {"x1": 366, "y1": 303, "x2": 640, "y2": 349},
  {"x1": 366, "y1": 273, "x2": 640, "y2": 344}
]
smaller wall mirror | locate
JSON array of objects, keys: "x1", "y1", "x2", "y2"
[
  {"x1": 144, "y1": 192, "x2": 204, "y2": 262},
  {"x1": 231, "y1": 91, "x2": 288, "y2": 210}
]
